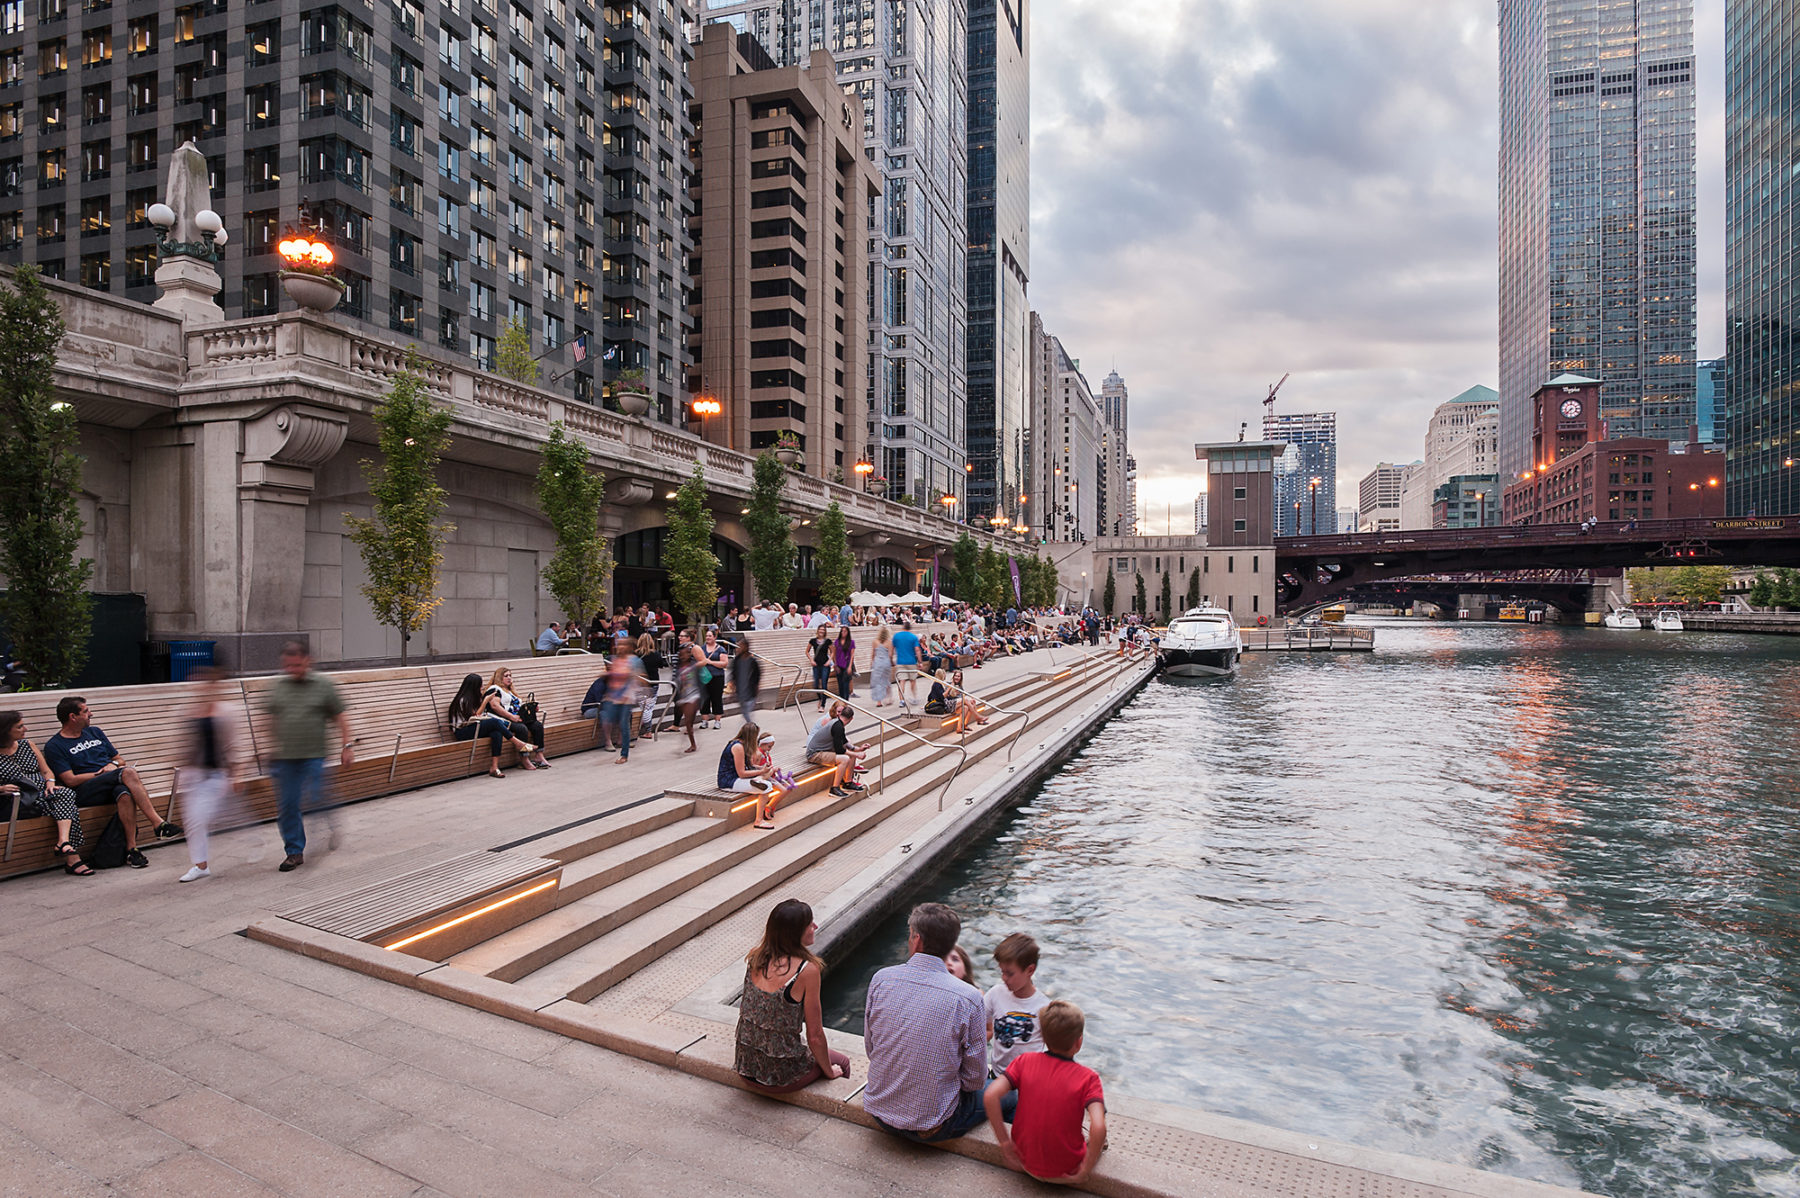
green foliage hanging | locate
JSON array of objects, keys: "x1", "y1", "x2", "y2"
[
  {"x1": 344, "y1": 350, "x2": 455, "y2": 662},
  {"x1": 815, "y1": 501, "x2": 853, "y2": 607},
  {"x1": 536, "y1": 422, "x2": 612, "y2": 638},
  {"x1": 0, "y1": 266, "x2": 90, "y2": 688},
  {"x1": 495, "y1": 318, "x2": 539, "y2": 385},
  {"x1": 745, "y1": 451, "x2": 794, "y2": 605},
  {"x1": 665, "y1": 463, "x2": 719, "y2": 625}
]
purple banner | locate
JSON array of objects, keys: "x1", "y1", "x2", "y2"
[
  {"x1": 1009, "y1": 558, "x2": 1021, "y2": 605},
  {"x1": 931, "y1": 551, "x2": 941, "y2": 610}
]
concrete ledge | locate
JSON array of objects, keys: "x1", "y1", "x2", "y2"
[
  {"x1": 245, "y1": 918, "x2": 440, "y2": 985},
  {"x1": 532, "y1": 998, "x2": 703, "y2": 1066}
]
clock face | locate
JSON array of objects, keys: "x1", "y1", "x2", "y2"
[{"x1": 1560, "y1": 399, "x2": 1583, "y2": 419}]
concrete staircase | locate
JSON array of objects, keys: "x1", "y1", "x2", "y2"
[{"x1": 439, "y1": 650, "x2": 1127, "y2": 1006}]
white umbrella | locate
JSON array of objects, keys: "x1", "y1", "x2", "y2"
[
  {"x1": 882, "y1": 593, "x2": 905, "y2": 604},
  {"x1": 896, "y1": 591, "x2": 931, "y2": 604}
]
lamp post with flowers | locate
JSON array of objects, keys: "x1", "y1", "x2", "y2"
[{"x1": 275, "y1": 228, "x2": 345, "y2": 313}]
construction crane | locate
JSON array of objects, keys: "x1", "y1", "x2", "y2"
[{"x1": 1262, "y1": 373, "x2": 1290, "y2": 424}]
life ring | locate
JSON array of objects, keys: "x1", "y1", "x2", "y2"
[{"x1": 1256, "y1": 615, "x2": 1268, "y2": 627}]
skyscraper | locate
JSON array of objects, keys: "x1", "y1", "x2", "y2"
[
  {"x1": 1026, "y1": 312, "x2": 1099, "y2": 541},
  {"x1": 1724, "y1": 0, "x2": 1798, "y2": 515},
  {"x1": 1497, "y1": 0, "x2": 1698, "y2": 480},
  {"x1": 1696, "y1": 356, "x2": 1725, "y2": 446},
  {"x1": 1099, "y1": 369, "x2": 1131, "y2": 536},
  {"x1": 0, "y1": 0, "x2": 694, "y2": 417},
  {"x1": 966, "y1": 0, "x2": 1028, "y2": 529},
  {"x1": 1263, "y1": 409, "x2": 1336, "y2": 536},
  {"x1": 696, "y1": 0, "x2": 971, "y2": 512}
]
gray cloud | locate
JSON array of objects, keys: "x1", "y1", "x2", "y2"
[{"x1": 1029, "y1": 0, "x2": 1723, "y2": 526}]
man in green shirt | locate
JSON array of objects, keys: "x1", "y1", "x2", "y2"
[{"x1": 264, "y1": 640, "x2": 354, "y2": 872}]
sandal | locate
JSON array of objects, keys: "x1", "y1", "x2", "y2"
[
  {"x1": 487, "y1": 768, "x2": 506, "y2": 778},
  {"x1": 753, "y1": 821, "x2": 776, "y2": 830},
  {"x1": 55, "y1": 842, "x2": 94, "y2": 877}
]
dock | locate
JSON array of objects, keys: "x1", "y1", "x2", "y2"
[{"x1": 1241, "y1": 623, "x2": 1376, "y2": 652}]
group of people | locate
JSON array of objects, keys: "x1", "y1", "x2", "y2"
[
  {"x1": 10, "y1": 640, "x2": 354, "y2": 882},
  {"x1": 735, "y1": 900, "x2": 1106, "y2": 1185}
]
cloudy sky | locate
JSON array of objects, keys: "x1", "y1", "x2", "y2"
[{"x1": 1028, "y1": 0, "x2": 1724, "y2": 532}]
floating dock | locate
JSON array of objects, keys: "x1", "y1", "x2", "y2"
[{"x1": 1242, "y1": 624, "x2": 1376, "y2": 652}]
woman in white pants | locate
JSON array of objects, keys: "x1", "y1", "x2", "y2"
[{"x1": 178, "y1": 668, "x2": 240, "y2": 883}]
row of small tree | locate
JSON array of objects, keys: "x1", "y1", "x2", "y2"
[
  {"x1": 937, "y1": 532, "x2": 1058, "y2": 609},
  {"x1": 1747, "y1": 569, "x2": 1800, "y2": 610}
]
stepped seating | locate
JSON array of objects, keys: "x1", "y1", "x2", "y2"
[{"x1": 416, "y1": 652, "x2": 1123, "y2": 1007}]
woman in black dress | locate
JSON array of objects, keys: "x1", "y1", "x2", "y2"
[{"x1": 0, "y1": 709, "x2": 89, "y2": 875}]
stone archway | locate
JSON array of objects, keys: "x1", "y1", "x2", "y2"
[
  {"x1": 613, "y1": 528, "x2": 746, "y2": 623},
  {"x1": 860, "y1": 556, "x2": 912, "y2": 595}
]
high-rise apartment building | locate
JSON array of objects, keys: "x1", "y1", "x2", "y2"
[
  {"x1": 1724, "y1": 0, "x2": 1798, "y2": 515},
  {"x1": 1696, "y1": 356, "x2": 1724, "y2": 446},
  {"x1": 1263, "y1": 409, "x2": 1336, "y2": 536},
  {"x1": 1497, "y1": 0, "x2": 1698, "y2": 480},
  {"x1": 1026, "y1": 311, "x2": 1099, "y2": 541},
  {"x1": 965, "y1": 0, "x2": 1027, "y2": 528},
  {"x1": 1192, "y1": 489, "x2": 1206, "y2": 538},
  {"x1": 1099, "y1": 369, "x2": 1131, "y2": 536},
  {"x1": 1358, "y1": 462, "x2": 1410, "y2": 533},
  {"x1": 696, "y1": 0, "x2": 970, "y2": 513},
  {"x1": 0, "y1": 0, "x2": 694, "y2": 416},
  {"x1": 688, "y1": 27, "x2": 879, "y2": 477}
]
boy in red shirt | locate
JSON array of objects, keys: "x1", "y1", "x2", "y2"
[{"x1": 982, "y1": 999, "x2": 1107, "y2": 1184}]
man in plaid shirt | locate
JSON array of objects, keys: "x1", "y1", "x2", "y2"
[{"x1": 862, "y1": 903, "x2": 989, "y2": 1141}]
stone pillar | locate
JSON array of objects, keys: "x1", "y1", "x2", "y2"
[{"x1": 151, "y1": 257, "x2": 225, "y2": 325}]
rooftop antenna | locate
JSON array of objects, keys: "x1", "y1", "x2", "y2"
[{"x1": 1237, "y1": 421, "x2": 1247, "y2": 442}]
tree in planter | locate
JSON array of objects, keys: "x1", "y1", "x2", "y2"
[
  {"x1": 536, "y1": 422, "x2": 612, "y2": 641},
  {"x1": 1134, "y1": 572, "x2": 1147, "y2": 615},
  {"x1": 951, "y1": 531, "x2": 980, "y2": 604},
  {"x1": 0, "y1": 266, "x2": 91, "y2": 689},
  {"x1": 494, "y1": 318, "x2": 539, "y2": 385},
  {"x1": 665, "y1": 463, "x2": 719, "y2": 626},
  {"x1": 1187, "y1": 567, "x2": 1201, "y2": 609},
  {"x1": 1102, "y1": 570, "x2": 1116, "y2": 615},
  {"x1": 745, "y1": 451, "x2": 794, "y2": 606},
  {"x1": 1160, "y1": 571, "x2": 1173, "y2": 620},
  {"x1": 815, "y1": 501, "x2": 853, "y2": 607},
  {"x1": 344, "y1": 351, "x2": 456, "y2": 662}
]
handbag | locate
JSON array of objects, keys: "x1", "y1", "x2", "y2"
[
  {"x1": 7, "y1": 773, "x2": 46, "y2": 819},
  {"x1": 517, "y1": 691, "x2": 540, "y2": 723}
]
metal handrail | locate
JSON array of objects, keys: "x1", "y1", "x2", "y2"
[
  {"x1": 749, "y1": 651, "x2": 804, "y2": 708},
  {"x1": 936, "y1": 675, "x2": 1032, "y2": 761},
  {"x1": 790, "y1": 688, "x2": 968, "y2": 812}
]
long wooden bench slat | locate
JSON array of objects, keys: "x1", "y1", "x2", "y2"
[{"x1": 273, "y1": 849, "x2": 561, "y2": 940}]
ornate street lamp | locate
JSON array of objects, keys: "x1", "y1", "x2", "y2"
[
  {"x1": 853, "y1": 457, "x2": 874, "y2": 492},
  {"x1": 274, "y1": 229, "x2": 345, "y2": 313}
]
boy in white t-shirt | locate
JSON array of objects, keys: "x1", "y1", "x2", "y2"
[{"x1": 985, "y1": 932, "x2": 1051, "y2": 1073}]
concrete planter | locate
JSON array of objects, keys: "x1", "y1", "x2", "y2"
[
  {"x1": 616, "y1": 389, "x2": 652, "y2": 417},
  {"x1": 775, "y1": 447, "x2": 803, "y2": 467},
  {"x1": 279, "y1": 270, "x2": 345, "y2": 313}
]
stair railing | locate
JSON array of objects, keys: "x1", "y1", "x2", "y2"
[
  {"x1": 936, "y1": 675, "x2": 1032, "y2": 761},
  {"x1": 790, "y1": 688, "x2": 969, "y2": 811}
]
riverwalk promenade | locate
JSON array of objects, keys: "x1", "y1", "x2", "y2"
[{"x1": 0, "y1": 648, "x2": 1596, "y2": 1198}]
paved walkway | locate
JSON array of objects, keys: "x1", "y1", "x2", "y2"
[{"x1": 0, "y1": 654, "x2": 1073, "y2": 1197}]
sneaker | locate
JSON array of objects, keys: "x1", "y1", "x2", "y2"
[
  {"x1": 829, "y1": 786, "x2": 850, "y2": 798},
  {"x1": 123, "y1": 848, "x2": 148, "y2": 869},
  {"x1": 278, "y1": 853, "x2": 304, "y2": 872},
  {"x1": 177, "y1": 865, "x2": 210, "y2": 883},
  {"x1": 155, "y1": 820, "x2": 184, "y2": 839},
  {"x1": 844, "y1": 781, "x2": 866, "y2": 792}
]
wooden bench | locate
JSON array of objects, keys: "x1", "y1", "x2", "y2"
[{"x1": 1, "y1": 652, "x2": 614, "y2": 881}]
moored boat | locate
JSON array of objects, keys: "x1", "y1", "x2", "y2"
[
  {"x1": 1603, "y1": 608, "x2": 1643, "y2": 629},
  {"x1": 1159, "y1": 606, "x2": 1242, "y2": 677},
  {"x1": 1652, "y1": 609, "x2": 1684, "y2": 632}
]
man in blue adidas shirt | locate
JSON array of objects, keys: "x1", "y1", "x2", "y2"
[{"x1": 44, "y1": 696, "x2": 180, "y2": 869}]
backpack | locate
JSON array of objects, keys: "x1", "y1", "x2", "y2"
[{"x1": 88, "y1": 815, "x2": 128, "y2": 869}]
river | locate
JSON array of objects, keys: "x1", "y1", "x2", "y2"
[{"x1": 821, "y1": 620, "x2": 1800, "y2": 1197}]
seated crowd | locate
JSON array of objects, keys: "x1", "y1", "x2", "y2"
[{"x1": 735, "y1": 900, "x2": 1106, "y2": 1186}]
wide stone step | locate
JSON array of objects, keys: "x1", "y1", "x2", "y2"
[{"x1": 499, "y1": 795, "x2": 694, "y2": 862}]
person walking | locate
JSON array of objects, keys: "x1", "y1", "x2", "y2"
[
  {"x1": 869, "y1": 626, "x2": 894, "y2": 707},
  {"x1": 674, "y1": 644, "x2": 704, "y2": 754},
  {"x1": 176, "y1": 668, "x2": 241, "y2": 883},
  {"x1": 263, "y1": 640, "x2": 353, "y2": 873},
  {"x1": 891, "y1": 620, "x2": 921, "y2": 712},
  {"x1": 700, "y1": 630, "x2": 730, "y2": 730},
  {"x1": 729, "y1": 636, "x2": 762, "y2": 724},
  {"x1": 635, "y1": 632, "x2": 665, "y2": 740},
  {"x1": 601, "y1": 642, "x2": 640, "y2": 764},
  {"x1": 831, "y1": 626, "x2": 856, "y2": 702}
]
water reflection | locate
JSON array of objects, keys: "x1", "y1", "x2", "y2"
[{"x1": 821, "y1": 621, "x2": 1800, "y2": 1197}]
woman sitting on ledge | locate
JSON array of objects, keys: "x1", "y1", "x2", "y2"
[
  {"x1": 0, "y1": 710, "x2": 90, "y2": 875},
  {"x1": 735, "y1": 898, "x2": 850, "y2": 1094}
]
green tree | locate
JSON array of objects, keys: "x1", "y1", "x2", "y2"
[
  {"x1": 1159, "y1": 571, "x2": 1173, "y2": 620},
  {"x1": 0, "y1": 266, "x2": 91, "y2": 688},
  {"x1": 1673, "y1": 566, "x2": 1732, "y2": 604},
  {"x1": 977, "y1": 544, "x2": 1004, "y2": 608},
  {"x1": 1102, "y1": 570, "x2": 1115, "y2": 615},
  {"x1": 744, "y1": 451, "x2": 794, "y2": 605},
  {"x1": 951, "y1": 531, "x2": 980, "y2": 602},
  {"x1": 815, "y1": 501, "x2": 853, "y2": 607},
  {"x1": 1134, "y1": 572, "x2": 1147, "y2": 615},
  {"x1": 664, "y1": 463, "x2": 719, "y2": 626},
  {"x1": 1776, "y1": 568, "x2": 1800, "y2": 610},
  {"x1": 1040, "y1": 555, "x2": 1060, "y2": 608},
  {"x1": 1187, "y1": 567, "x2": 1201, "y2": 609},
  {"x1": 494, "y1": 318, "x2": 539, "y2": 385},
  {"x1": 535, "y1": 422, "x2": 612, "y2": 639},
  {"x1": 1749, "y1": 571, "x2": 1776, "y2": 609},
  {"x1": 343, "y1": 351, "x2": 454, "y2": 662},
  {"x1": 1625, "y1": 567, "x2": 1667, "y2": 602}
]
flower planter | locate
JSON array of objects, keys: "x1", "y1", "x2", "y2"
[
  {"x1": 775, "y1": 447, "x2": 804, "y2": 467},
  {"x1": 279, "y1": 270, "x2": 345, "y2": 313},
  {"x1": 615, "y1": 389, "x2": 652, "y2": 417}
]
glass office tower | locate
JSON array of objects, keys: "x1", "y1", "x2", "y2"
[
  {"x1": 1263, "y1": 409, "x2": 1337, "y2": 536},
  {"x1": 1724, "y1": 0, "x2": 1799, "y2": 515},
  {"x1": 698, "y1": 0, "x2": 970, "y2": 510},
  {"x1": 965, "y1": 0, "x2": 1026, "y2": 529},
  {"x1": 1497, "y1": 0, "x2": 1698, "y2": 482}
]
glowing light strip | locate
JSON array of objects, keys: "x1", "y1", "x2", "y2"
[
  {"x1": 383, "y1": 878, "x2": 559, "y2": 951},
  {"x1": 727, "y1": 767, "x2": 838, "y2": 814}
]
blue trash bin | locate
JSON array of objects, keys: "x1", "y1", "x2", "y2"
[{"x1": 168, "y1": 640, "x2": 216, "y2": 682}]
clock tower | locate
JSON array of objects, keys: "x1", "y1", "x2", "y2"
[{"x1": 1527, "y1": 374, "x2": 1603, "y2": 472}]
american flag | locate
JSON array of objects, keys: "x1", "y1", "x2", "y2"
[{"x1": 571, "y1": 335, "x2": 588, "y2": 363}]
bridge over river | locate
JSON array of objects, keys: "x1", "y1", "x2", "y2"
[{"x1": 1274, "y1": 517, "x2": 1800, "y2": 612}]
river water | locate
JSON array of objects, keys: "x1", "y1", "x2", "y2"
[{"x1": 820, "y1": 620, "x2": 1800, "y2": 1197}]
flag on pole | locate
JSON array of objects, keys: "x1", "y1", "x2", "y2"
[
  {"x1": 571, "y1": 334, "x2": 588, "y2": 363},
  {"x1": 1009, "y1": 557, "x2": 1022, "y2": 605},
  {"x1": 931, "y1": 551, "x2": 941, "y2": 613}
]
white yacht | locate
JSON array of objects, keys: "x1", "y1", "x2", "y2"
[
  {"x1": 1603, "y1": 608, "x2": 1643, "y2": 630},
  {"x1": 1652, "y1": 610, "x2": 1684, "y2": 633},
  {"x1": 1159, "y1": 606, "x2": 1242, "y2": 677}
]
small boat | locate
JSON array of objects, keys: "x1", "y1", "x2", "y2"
[
  {"x1": 1603, "y1": 608, "x2": 1643, "y2": 630},
  {"x1": 1652, "y1": 610, "x2": 1684, "y2": 633},
  {"x1": 1319, "y1": 604, "x2": 1346, "y2": 624},
  {"x1": 1158, "y1": 606, "x2": 1242, "y2": 677},
  {"x1": 1498, "y1": 604, "x2": 1529, "y2": 622}
]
